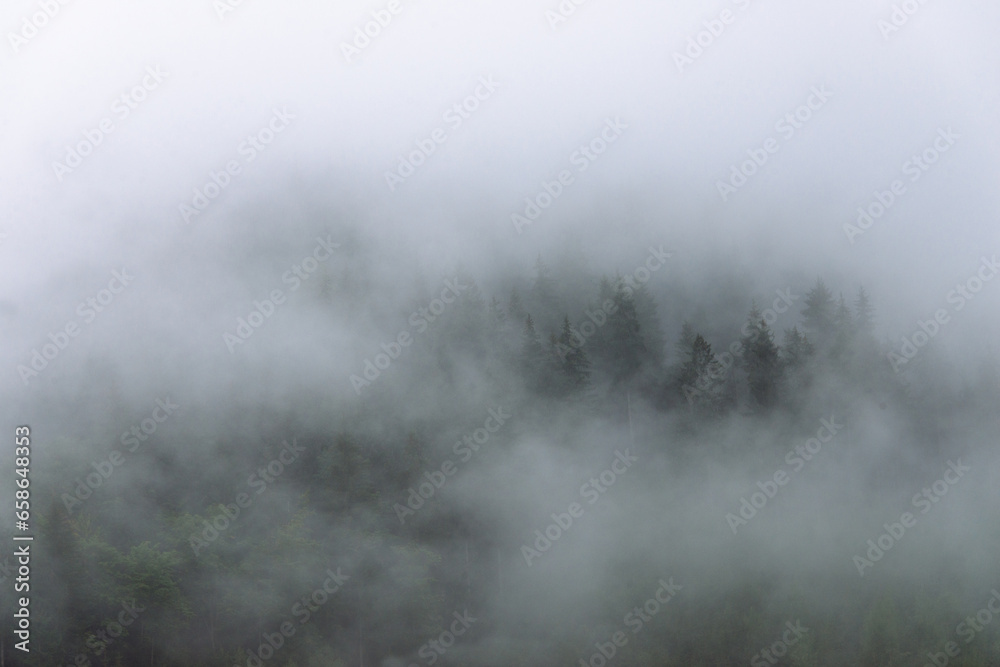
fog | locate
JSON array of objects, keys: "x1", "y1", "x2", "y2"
[{"x1": 2, "y1": 1, "x2": 1000, "y2": 665}]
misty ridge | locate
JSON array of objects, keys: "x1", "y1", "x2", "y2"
[
  {"x1": 6, "y1": 225, "x2": 1000, "y2": 666},
  {"x1": 2, "y1": 1, "x2": 1000, "y2": 666}
]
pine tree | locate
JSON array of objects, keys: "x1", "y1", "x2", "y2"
[
  {"x1": 830, "y1": 293, "x2": 855, "y2": 362},
  {"x1": 740, "y1": 302, "x2": 782, "y2": 410},
  {"x1": 781, "y1": 326, "x2": 814, "y2": 369},
  {"x1": 605, "y1": 279, "x2": 647, "y2": 385},
  {"x1": 676, "y1": 321, "x2": 697, "y2": 361},
  {"x1": 851, "y1": 286, "x2": 883, "y2": 384},
  {"x1": 508, "y1": 288, "x2": 526, "y2": 325},
  {"x1": 631, "y1": 281, "x2": 666, "y2": 367},
  {"x1": 854, "y1": 286, "x2": 875, "y2": 336},
  {"x1": 801, "y1": 279, "x2": 836, "y2": 348},
  {"x1": 520, "y1": 315, "x2": 550, "y2": 392},
  {"x1": 677, "y1": 334, "x2": 726, "y2": 414},
  {"x1": 597, "y1": 275, "x2": 616, "y2": 304},
  {"x1": 781, "y1": 326, "x2": 814, "y2": 406},
  {"x1": 555, "y1": 316, "x2": 591, "y2": 395},
  {"x1": 586, "y1": 275, "x2": 617, "y2": 369},
  {"x1": 662, "y1": 322, "x2": 698, "y2": 410}
]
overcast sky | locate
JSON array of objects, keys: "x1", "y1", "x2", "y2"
[{"x1": 2, "y1": 0, "x2": 999, "y2": 410}]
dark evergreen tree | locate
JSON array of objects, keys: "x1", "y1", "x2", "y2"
[
  {"x1": 781, "y1": 326, "x2": 814, "y2": 405},
  {"x1": 597, "y1": 275, "x2": 616, "y2": 304},
  {"x1": 781, "y1": 326, "x2": 814, "y2": 369},
  {"x1": 630, "y1": 281, "x2": 666, "y2": 367},
  {"x1": 677, "y1": 333, "x2": 726, "y2": 415},
  {"x1": 675, "y1": 321, "x2": 697, "y2": 361},
  {"x1": 740, "y1": 302, "x2": 783, "y2": 410},
  {"x1": 604, "y1": 279, "x2": 647, "y2": 385},
  {"x1": 801, "y1": 279, "x2": 836, "y2": 348},
  {"x1": 850, "y1": 285, "x2": 884, "y2": 386},
  {"x1": 584, "y1": 275, "x2": 618, "y2": 369},
  {"x1": 829, "y1": 293, "x2": 855, "y2": 363},
  {"x1": 661, "y1": 322, "x2": 697, "y2": 410},
  {"x1": 554, "y1": 316, "x2": 591, "y2": 395},
  {"x1": 520, "y1": 315, "x2": 551, "y2": 393},
  {"x1": 853, "y1": 286, "x2": 875, "y2": 336}
]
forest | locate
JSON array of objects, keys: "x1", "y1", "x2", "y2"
[
  {"x1": 7, "y1": 253, "x2": 1000, "y2": 667},
  {"x1": 4, "y1": 0, "x2": 997, "y2": 665}
]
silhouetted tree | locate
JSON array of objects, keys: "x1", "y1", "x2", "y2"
[
  {"x1": 853, "y1": 286, "x2": 875, "y2": 336},
  {"x1": 740, "y1": 303, "x2": 782, "y2": 410},
  {"x1": 802, "y1": 279, "x2": 836, "y2": 349},
  {"x1": 554, "y1": 316, "x2": 591, "y2": 396},
  {"x1": 604, "y1": 279, "x2": 647, "y2": 385},
  {"x1": 520, "y1": 315, "x2": 550, "y2": 392},
  {"x1": 829, "y1": 293, "x2": 855, "y2": 363},
  {"x1": 631, "y1": 281, "x2": 666, "y2": 368},
  {"x1": 677, "y1": 334, "x2": 726, "y2": 415}
]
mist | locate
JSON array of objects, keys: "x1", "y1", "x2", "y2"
[{"x1": 2, "y1": 1, "x2": 1000, "y2": 665}]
